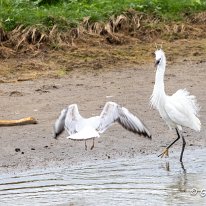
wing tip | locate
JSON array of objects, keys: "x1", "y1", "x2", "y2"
[
  {"x1": 141, "y1": 131, "x2": 152, "y2": 139},
  {"x1": 53, "y1": 133, "x2": 58, "y2": 139},
  {"x1": 53, "y1": 130, "x2": 63, "y2": 139}
]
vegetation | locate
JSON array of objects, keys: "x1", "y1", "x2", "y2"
[
  {"x1": 0, "y1": 0, "x2": 206, "y2": 81},
  {"x1": 0, "y1": 0, "x2": 206, "y2": 31}
]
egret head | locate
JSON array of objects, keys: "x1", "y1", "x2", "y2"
[{"x1": 154, "y1": 49, "x2": 165, "y2": 67}]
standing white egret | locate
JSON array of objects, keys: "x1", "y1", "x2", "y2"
[
  {"x1": 53, "y1": 101, "x2": 151, "y2": 150},
  {"x1": 151, "y1": 49, "x2": 201, "y2": 162}
]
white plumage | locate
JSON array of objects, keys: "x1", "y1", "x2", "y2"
[
  {"x1": 151, "y1": 49, "x2": 201, "y2": 162},
  {"x1": 53, "y1": 102, "x2": 151, "y2": 150},
  {"x1": 66, "y1": 126, "x2": 100, "y2": 140}
]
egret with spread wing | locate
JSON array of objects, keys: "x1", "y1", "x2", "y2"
[
  {"x1": 151, "y1": 49, "x2": 201, "y2": 162},
  {"x1": 53, "y1": 102, "x2": 151, "y2": 150}
]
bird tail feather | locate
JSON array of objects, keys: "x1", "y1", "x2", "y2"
[{"x1": 192, "y1": 116, "x2": 201, "y2": 132}]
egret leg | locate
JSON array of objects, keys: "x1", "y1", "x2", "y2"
[
  {"x1": 158, "y1": 128, "x2": 181, "y2": 158},
  {"x1": 85, "y1": 140, "x2": 87, "y2": 151},
  {"x1": 180, "y1": 135, "x2": 186, "y2": 162},
  {"x1": 90, "y1": 138, "x2": 95, "y2": 150},
  {"x1": 180, "y1": 162, "x2": 186, "y2": 173}
]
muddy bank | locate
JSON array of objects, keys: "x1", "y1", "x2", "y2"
[
  {"x1": 1, "y1": 39, "x2": 206, "y2": 83},
  {"x1": 0, "y1": 58, "x2": 205, "y2": 173}
]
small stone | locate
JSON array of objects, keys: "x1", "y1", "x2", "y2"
[
  {"x1": 106, "y1": 154, "x2": 111, "y2": 159},
  {"x1": 15, "y1": 148, "x2": 21, "y2": 152}
]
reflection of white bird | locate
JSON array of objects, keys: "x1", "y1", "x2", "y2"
[
  {"x1": 54, "y1": 102, "x2": 151, "y2": 150},
  {"x1": 151, "y1": 49, "x2": 201, "y2": 162}
]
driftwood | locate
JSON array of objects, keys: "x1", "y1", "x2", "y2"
[{"x1": 0, "y1": 117, "x2": 37, "y2": 126}]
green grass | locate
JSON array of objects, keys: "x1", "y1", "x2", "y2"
[{"x1": 0, "y1": 0, "x2": 206, "y2": 31}]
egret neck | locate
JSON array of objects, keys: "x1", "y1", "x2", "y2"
[{"x1": 151, "y1": 52, "x2": 167, "y2": 109}]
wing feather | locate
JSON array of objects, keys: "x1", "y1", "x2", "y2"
[
  {"x1": 118, "y1": 107, "x2": 151, "y2": 138},
  {"x1": 166, "y1": 90, "x2": 201, "y2": 131},
  {"x1": 98, "y1": 102, "x2": 151, "y2": 138},
  {"x1": 97, "y1": 102, "x2": 119, "y2": 133},
  {"x1": 172, "y1": 89, "x2": 200, "y2": 116},
  {"x1": 53, "y1": 108, "x2": 68, "y2": 139},
  {"x1": 64, "y1": 104, "x2": 82, "y2": 135}
]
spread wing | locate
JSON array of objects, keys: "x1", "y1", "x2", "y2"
[
  {"x1": 53, "y1": 104, "x2": 82, "y2": 139},
  {"x1": 97, "y1": 102, "x2": 151, "y2": 138},
  {"x1": 53, "y1": 108, "x2": 68, "y2": 139}
]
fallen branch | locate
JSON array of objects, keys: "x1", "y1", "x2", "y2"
[{"x1": 0, "y1": 117, "x2": 37, "y2": 126}]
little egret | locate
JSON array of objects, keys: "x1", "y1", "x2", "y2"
[
  {"x1": 53, "y1": 102, "x2": 151, "y2": 150},
  {"x1": 151, "y1": 49, "x2": 201, "y2": 162}
]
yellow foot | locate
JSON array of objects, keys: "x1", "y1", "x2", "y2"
[{"x1": 158, "y1": 148, "x2": 169, "y2": 158}]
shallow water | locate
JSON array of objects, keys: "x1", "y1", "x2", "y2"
[{"x1": 0, "y1": 148, "x2": 206, "y2": 206}]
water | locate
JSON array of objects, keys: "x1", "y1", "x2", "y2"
[{"x1": 0, "y1": 149, "x2": 206, "y2": 206}]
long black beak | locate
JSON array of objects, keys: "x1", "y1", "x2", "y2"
[{"x1": 155, "y1": 59, "x2": 160, "y2": 67}]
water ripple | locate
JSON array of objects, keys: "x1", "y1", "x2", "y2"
[{"x1": 0, "y1": 148, "x2": 206, "y2": 206}]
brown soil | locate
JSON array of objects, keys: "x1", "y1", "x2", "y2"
[
  {"x1": 1, "y1": 38, "x2": 206, "y2": 83},
  {"x1": 0, "y1": 39, "x2": 205, "y2": 173}
]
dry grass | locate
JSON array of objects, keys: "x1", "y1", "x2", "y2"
[
  {"x1": 0, "y1": 10, "x2": 206, "y2": 56},
  {"x1": 188, "y1": 11, "x2": 206, "y2": 24},
  {"x1": 1, "y1": 10, "x2": 206, "y2": 82}
]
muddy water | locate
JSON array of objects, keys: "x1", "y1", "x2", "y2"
[{"x1": 0, "y1": 148, "x2": 206, "y2": 206}]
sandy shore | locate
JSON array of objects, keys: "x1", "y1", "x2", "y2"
[{"x1": 0, "y1": 60, "x2": 205, "y2": 173}]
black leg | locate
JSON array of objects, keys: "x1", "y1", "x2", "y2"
[
  {"x1": 180, "y1": 162, "x2": 186, "y2": 173},
  {"x1": 168, "y1": 128, "x2": 181, "y2": 149},
  {"x1": 90, "y1": 138, "x2": 95, "y2": 150},
  {"x1": 166, "y1": 162, "x2": 170, "y2": 171},
  {"x1": 158, "y1": 128, "x2": 181, "y2": 157},
  {"x1": 180, "y1": 134, "x2": 186, "y2": 162},
  {"x1": 85, "y1": 140, "x2": 87, "y2": 150}
]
